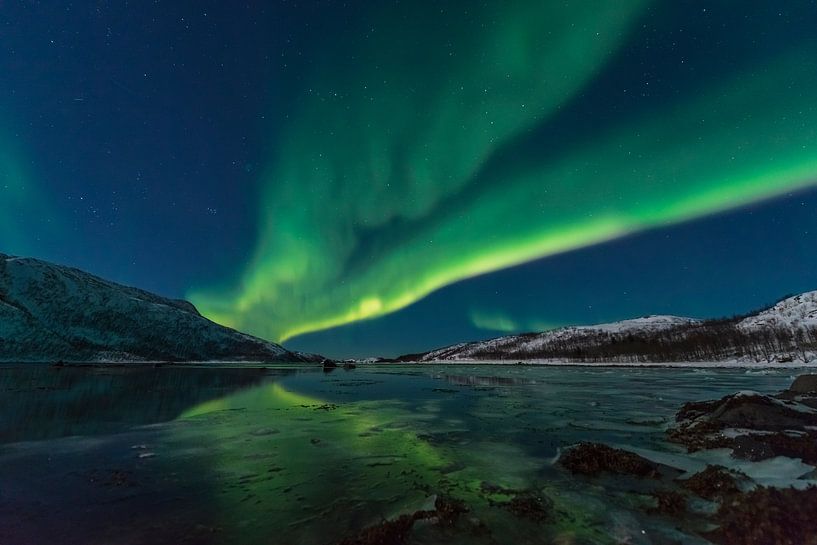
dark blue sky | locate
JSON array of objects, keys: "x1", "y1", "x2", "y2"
[
  {"x1": 289, "y1": 189, "x2": 817, "y2": 357},
  {"x1": 2, "y1": 2, "x2": 816, "y2": 358},
  {"x1": 2, "y1": 1, "x2": 308, "y2": 293}
]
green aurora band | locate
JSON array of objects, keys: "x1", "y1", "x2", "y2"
[
  {"x1": 0, "y1": 130, "x2": 39, "y2": 255},
  {"x1": 191, "y1": 1, "x2": 817, "y2": 342},
  {"x1": 175, "y1": 380, "x2": 613, "y2": 543}
]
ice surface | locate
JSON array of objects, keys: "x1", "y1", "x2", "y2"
[{"x1": 1, "y1": 364, "x2": 813, "y2": 545}]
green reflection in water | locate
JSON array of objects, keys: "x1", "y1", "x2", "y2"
[{"x1": 175, "y1": 380, "x2": 610, "y2": 544}]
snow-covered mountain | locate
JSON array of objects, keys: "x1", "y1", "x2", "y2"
[
  {"x1": 738, "y1": 291, "x2": 817, "y2": 331},
  {"x1": 0, "y1": 253, "x2": 316, "y2": 363},
  {"x1": 415, "y1": 315, "x2": 699, "y2": 362},
  {"x1": 405, "y1": 293, "x2": 817, "y2": 363}
]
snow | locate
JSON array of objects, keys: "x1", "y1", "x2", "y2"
[
  {"x1": 420, "y1": 315, "x2": 702, "y2": 362},
  {"x1": 740, "y1": 291, "x2": 817, "y2": 331},
  {"x1": 692, "y1": 450, "x2": 817, "y2": 488},
  {"x1": 416, "y1": 292, "x2": 817, "y2": 365},
  {"x1": 616, "y1": 444, "x2": 817, "y2": 489},
  {"x1": 718, "y1": 391, "x2": 817, "y2": 414},
  {"x1": 575, "y1": 315, "x2": 699, "y2": 334}
]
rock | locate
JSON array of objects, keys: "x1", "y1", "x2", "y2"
[
  {"x1": 336, "y1": 496, "x2": 468, "y2": 545},
  {"x1": 343, "y1": 362, "x2": 357, "y2": 370},
  {"x1": 502, "y1": 494, "x2": 551, "y2": 522},
  {"x1": 649, "y1": 490, "x2": 686, "y2": 515},
  {"x1": 675, "y1": 398, "x2": 724, "y2": 422},
  {"x1": 788, "y1": 374, "x2": 817, "y2": 394},
  {"x1": 337, "y1": 513, "x2": 420, "y2": 545},
  {"x1": 683, "y1": 393, "x2": 817, "y2": 430},
  {"x1": 667, "y1": 420, "x2": 731, "y2": 452},
  {"x1": 680, "y1": 465, "x2": 744, "y2": 501},
  {"x1": 777, "y1": 374, "x2": 817, "y2": 409},
  {"x1": 669, "y1": 392, "x2": 817, "y2": 462},
  {"x1": 732, "y1": 431, "x2": 817, "y2": 465},
  {"x1": 729, "y1": 435, "x2": 777, "y2": 462},
  {"x1": 707, "y1": 486, "x2": 817, "y2": 545},
  {"x1": 432, "y1": 495, "x2": 468, "y2": 526},
  {"x1": 558, "y1": 442, "x2": 662, "y2": 479}
]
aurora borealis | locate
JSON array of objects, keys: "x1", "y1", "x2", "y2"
[
  {"x1": 0, "y1": 127, "x2": 42, "y2": 255},
  {"x1": 191, "y1": 2, "x2": 817, "y2": 344},
  {"x1": 3, "y1": 2, "x2": 817, "y2": 356}
]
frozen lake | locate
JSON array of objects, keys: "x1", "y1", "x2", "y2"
[{"x1": 0, "y1": 364, "x2": 810, "y2": 544}]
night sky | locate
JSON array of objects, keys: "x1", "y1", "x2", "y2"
[{"x1": 2, "y1": 2, "x2": 816, "y2": 358}]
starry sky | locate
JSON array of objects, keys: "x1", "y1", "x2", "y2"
[{"x1": 2, "y1": 1, "x2": 816, "y2": 358}]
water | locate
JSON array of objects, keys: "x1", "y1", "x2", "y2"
[{"x1": 0, "y1": 364, "x2": 806, "y2": 544}]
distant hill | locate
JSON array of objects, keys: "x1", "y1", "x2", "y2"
[
  {"x1": 399, "y1": 292, "x2": 817, "y2": 364},
  {"x1": 0, "y1": 253, "x2": 318, "y2": 363}
]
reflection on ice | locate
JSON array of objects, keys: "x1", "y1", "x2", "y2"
[
  {"x1": 438, "y1": 373, "x2": 539, "y2": 387},
  {"x1": 0, "y1": 364, "x2": 811, "y2": 544}
]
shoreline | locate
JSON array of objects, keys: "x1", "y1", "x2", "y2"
[
  {"x1": 401, "y1": 359, "x2": 817, "y2": 368},
  {"x1": 2, "y1": 359, "x2": 817, "y2": 369}
]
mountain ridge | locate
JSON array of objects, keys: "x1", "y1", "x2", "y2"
[
  {"x1": 0, "y1": 253, "x2": 317, "y2": 363},
  {"x1": 399, "y1": 292, "x2": 817, "y2": 364}
]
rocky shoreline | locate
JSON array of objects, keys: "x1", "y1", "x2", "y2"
[{"x1": 334, "y1": 374, "x2": 817, "y2": 545}]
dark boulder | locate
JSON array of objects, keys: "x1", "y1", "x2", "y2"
[
  {"x1": 682, "y1": 393, "x2": 817, "y2": 431},
  {"x1": 729, "y1": 434, "x2": 777, "y2": 462},
  {"x1": 432, "y1": 495, "x2": 468, "y2": 526},
  {"x1": 649, "y1": 490, "x2": 686, "y2": 515},
  {"x1": 558, "y1": 442, "x2": 662, "y2": 479},
  {"x1": 322, "y1": 359, "x2": 338, "y2": 372},
  {"x1": 732, "y1": 431, "x2": 817, "y2": 465},
  {"x1": 669, "y1": 391, "x2": 817, "y2": 462},
  {"x1": 501, "y1": 494, "x2": 551, "y2": 522},
  {"x1": 335, "y1": 495, "x2": 468, "y2": 545},
  {"x1": 707, "y1": 486, "x2": 817, "y2": 545},
  {"x1": 788, "y1": 374, "x2": 817, "y2": 394},
  {"x1": 337, "y1": 513, "x2": 420, "y2": 545},
  {"x1": 680, "y1": 465, "x2": 744, "y2": 501}
]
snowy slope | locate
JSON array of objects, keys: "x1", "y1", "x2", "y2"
[
  {"x1": 412, "y1": 294, "x2": 817, "y2": 362},
  {"x1": 574, "y1": 315, "x2": 699, "y2": 334},
  {"x1": 739, "y1": 291, "x2": 817, "y2": 331},
  {"x1": 419, "y1": 315, "x2": 698, "y2": 361},
  {"x1": 0, "y1": 253, "x2": 315, "y2": 363}
]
